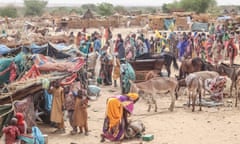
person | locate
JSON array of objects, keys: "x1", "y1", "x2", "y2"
[
  {"x1": 75, "y1": 32, "x2": 82, "y2": 47},
  {"x1": 113, "y1": 34, "x2": 125, "y2": 87},
  {"x1": 68, "y1": 32, "x2": 75, "y2": 44},
  {"x1": 115, "y1": 34, "x2": 125, "y2": 59},
  {"x1": 64, "y1": 85, "x2": 77, "y2": 135},
  {"x1": 99, "y1": 42, "x2": 113, "y2": 86},
  {"x1": 2, "y1": 118, "x2": 20, "y2": 144},
  {"x1": 15, "y1": 112, "x2": 27, "y2": 134},
  {"x1": 48, "y1": 80, "x2": 65, "y2": 134},
  {"x1": 94, "y1": 33, "x2": 102, "y2": 53},
  {"x1": 100, "y1": 93, "x2": 139, "y2": 142},
  {"x1": 73, "y1": 89, "x2": 89, "y2": 136}
]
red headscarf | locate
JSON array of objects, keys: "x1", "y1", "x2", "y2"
[{"x1": 15, "y1": 112, "x2": 24, "y2": 125}]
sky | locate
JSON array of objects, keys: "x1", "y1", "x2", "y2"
[{"x1": 1, "y1": 0, "x2": 240, "y2": 7}]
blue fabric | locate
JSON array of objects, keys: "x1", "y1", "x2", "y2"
[
  {"x1": 164, "y1": 18, "x2": 175, "y2": 30},
  {"x1": 54, "y1": 43, "x2": 66, "y2": 50},
  {"x1": 18, "y1": 136, "x2": 35, "y2": 144},
  {"x1": 30, "y1": 43, "x2": 48, "y2": 54},
  {"x1": 177, "y1": 40, "x2": 188, "y2": 57},
  {"x1": 32, "y1": 126, "x2": 45, "y2": 144},
  {"x1": 0, "y1": 44, "x2": 11, "y2": 55},
  {"x1": 121, "y1": 62, "x2": 136, "y2": 93},
  {"x1": 88, "y1": 85, "x2": 101, "y2": 95},
  {"x1": 44, "y1": 90, "x2": 52, "y2": 112},
  {"x1": 94, "y1": 39, "x2": 101, "y2": 52}
]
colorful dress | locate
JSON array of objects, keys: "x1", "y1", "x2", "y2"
[{"x1": 102, "y1": 93, "x2": 139, "y2": 141}]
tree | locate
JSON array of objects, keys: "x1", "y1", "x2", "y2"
[
  {"x1": 114, "y1": 5, "x2": 127, "y2": 14},
  {"x1": 162, "y1": 0, "x2": 217, "y2": 13},
  {"x1": 24, "y1": 0, "x2": 48, "y2": 16},
  {"x1": 81, "y1": 4, "x2": 97, "y2": 11},
  {"x1": 0, "y1": 5, "x2": 18, "y2": 18},
  {"x1": 97, "y1": 2, "x2": 114, "y2": 16}
]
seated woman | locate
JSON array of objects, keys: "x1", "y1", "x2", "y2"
[{"x1": 100, "y1": 93, "x2": 140, "y2": 142}]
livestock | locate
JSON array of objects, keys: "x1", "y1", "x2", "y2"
[
  {"x1": 129, "y1": 77, "x2": 178, "y2": 112},
  {"x1": 178, "y1": 57, "x2": 205, "y2": 79},
  {"x1": 185, "y1": 74, "x2": 203, "y2": 112},
  {"x1": 177, "y1": 71, "x2": 219, "y2": 97},
  {"x1": 144, "y1": 70, "x2": 160, "y2": 81},
  {"x1": 217, "y1": 63, "x2": 236, "y2": 97},
  {"x1": 135, "y1": 52, "x2": 179, "y2": 77}
]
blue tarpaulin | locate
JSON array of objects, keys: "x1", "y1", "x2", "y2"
[
  {"x1": 191, "y1": 22, "x2": 209, "y2": 32},
  {"x1": 164, "y1": 18, "x2": 175, "y2": 30},
  {"x1": 0, "y1": 45, "x2": 11, "y2": 55}
]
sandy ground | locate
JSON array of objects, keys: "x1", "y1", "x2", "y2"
[
  {"x1": 1, "y1": 27, "x2": 240, "y2": 144},
  {"x1": 41, "y1": 82, "x2": 240, "y2": 144},
  {"x1": 40, "y1": 27, "x2": 240, "y2": 144}
]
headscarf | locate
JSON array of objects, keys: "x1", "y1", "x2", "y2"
[
  {"x1": 126, "y1": 93, "x2": 139, "y2": 101},
  {"x1": 15, "y1": 112, "x2": 24, "y2": 125}
]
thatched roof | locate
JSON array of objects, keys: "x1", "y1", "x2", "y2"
[{"x1": 83, "y1": 9, "x2": 94, "y2": 19}]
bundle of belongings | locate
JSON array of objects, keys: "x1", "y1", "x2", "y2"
[{"x1": 205, "y1": 76, "x2": 227, "y2": 101}]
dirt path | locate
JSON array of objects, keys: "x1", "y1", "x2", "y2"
[
  {"x1": 39, "y1": 83, "x2": 240, "y2": 144},
  {"x1": 41, "y1": 28, "x2": 240, "y2": 144}
]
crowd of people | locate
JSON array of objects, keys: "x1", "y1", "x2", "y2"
[{"x1": 2, "y1": 20, "x2": 240, "y2": 143}]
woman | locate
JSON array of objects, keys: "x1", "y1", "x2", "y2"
[
  {"x1": 75, "y1": 32, "x2": 82, "y2": 48},
  {"x1": 101, "y1": 93, "x2": 139, "y2": 142}
]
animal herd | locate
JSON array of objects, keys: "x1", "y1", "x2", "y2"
[{"x1": 129, "y1": 55, "x2": 240, "y2": 112}]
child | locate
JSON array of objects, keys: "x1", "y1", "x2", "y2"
[
  {"x1": 73, "y1": 89, "x2": 89, "y2": 136},
  {"x1": 15, "y1": 112, "x2": 27, "y2": 134},
  {"x1": 2, "y1": 118, "x2": 20, "y2": 144}
]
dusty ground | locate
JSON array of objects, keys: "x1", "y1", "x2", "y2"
[
  {"x1": 41, "y1": 82, "x2": 240, "y2": 144},
  {"x1": 9, "y1": 27, "x2": 239, "y2": 144}
]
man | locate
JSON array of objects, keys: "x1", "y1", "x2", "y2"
[
  {"x1": 113, "y1": 34, "x2": 125, "y2": 87},
  {"x1": 48, "y1": 80, "x2": 65, "y2": 134},
  {"x1": 94, "y1": 33, "x2": 102, "y2": 53}
]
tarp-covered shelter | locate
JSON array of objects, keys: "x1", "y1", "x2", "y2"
[
  {"x1": 191, "y1": 22, "x2": 209, "y2": 32},
  {"x1": 25, "y1": 43, "x2": 71, "y2": 59}
]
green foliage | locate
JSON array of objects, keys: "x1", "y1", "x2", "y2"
[
  {"x1": 24, "y1": 0, "x2": 48, "y2": 16},
  {"x1": 114, "y1": 5, "x2": 127, "y2": 14},
  {"x1": 97, "y1": 2, "x2": 114, "y2": 16},
  {"x1": 81, "y1": 4, "x2": 97, "y2": 11},
  {"x1": 70, "y1": 8, "x2": 83, "y2": 15},
  {"x1": 162, "y1": 0, "x2": 217, "y2": 13},
  {"x1": 0, "y1": 5, "x2": 18, "y2": 18}
]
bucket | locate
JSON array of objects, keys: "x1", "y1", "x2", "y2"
[{"x1": 43, "y1": 134, "x2": 48, "y2": 144}]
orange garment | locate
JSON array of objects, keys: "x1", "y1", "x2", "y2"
[{"x1": 106, "y1": 98, "x2": 123, "y2": 128}]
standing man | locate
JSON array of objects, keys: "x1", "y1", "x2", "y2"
[
  {"x1": 48, "y1": 80, "x2": 65, "y2": 134},
  {"x1": 113, "y1": 34, "x2": 125, "y2": 87}
]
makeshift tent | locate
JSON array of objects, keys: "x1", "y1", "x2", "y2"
[
  {"x1": 32, "y1": 54, "x2": 85, "y2": 72},
  {"x1": 0, "y1": 52, "x2": 30, "y2": 85},
  {"x1": 0, "y1": 45, "x2": 11, "y2": 55},
  {"x1": 0, "y1": 104, "x2": 14, "y2": 136},
  {"x1": 25, "y1": 43, "x2": 71, "y2": 59},
  {"x1": 164, "y1": 18, "x2": 175, "y2": 30},
  {"x1": 191, "y1": 22, "x2": 209, "y2": 32}
]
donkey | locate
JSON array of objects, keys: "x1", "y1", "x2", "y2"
[
  {"x1": 129, "y1": 77, "x2": 178, "y2": 112},
  {"x1": 234, "y1": 67, "x2": 240, "y2": 107},
  {"x1": 144, "y1": 70, "x2": 161, "y2": 81},
  {"x1": 178, "y1": 57, "x2": 205, "y2": 79},
  {"x1": 177, "y1": 71, "x2": 219, "y2": 97},
  {"x1": 185, "y1": 73, "x2": 203, "y2": 112},
  {"x1": 217, "y1": 63, "x2": 236, "y2": 97},
  {"x1": 235, "y1": 74, "x2": 240, "y2": 107}
]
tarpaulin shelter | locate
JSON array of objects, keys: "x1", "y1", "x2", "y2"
[
  {"x1": 25, "y1": 43, "x2": 71, "y2": 59},
  {"x1": 0, "y1": 52, "x2": 30, "y2": 85},
  {"x1": 0, "y1": 104, "x2": 13, "y2": 136},
  {"x1": 164, "y1": 18, "x2": 175, "y2": 30},
  {"x1": 191, "y1": 22, "x2": 209, "y2": 32}
]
